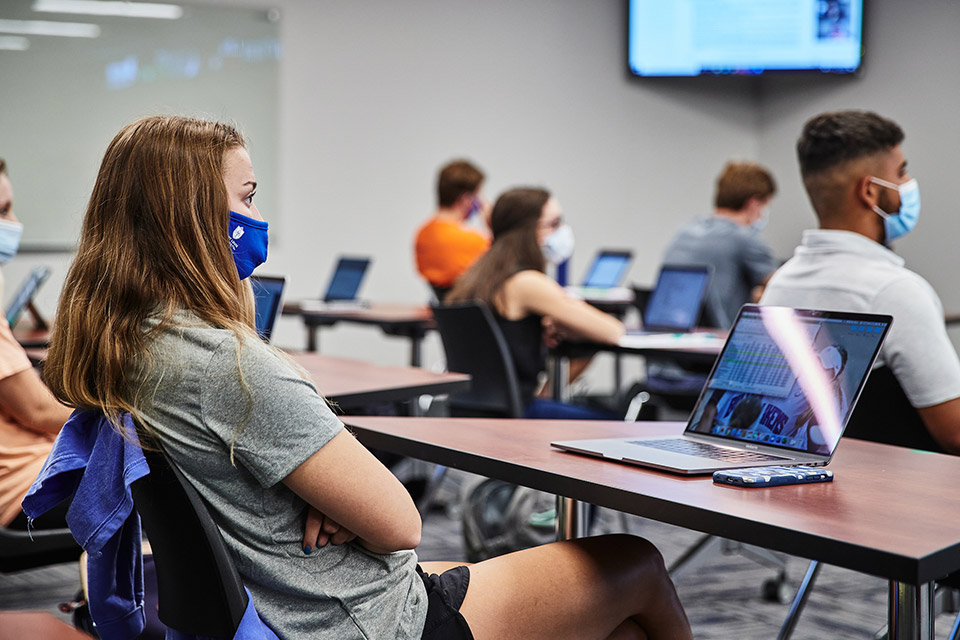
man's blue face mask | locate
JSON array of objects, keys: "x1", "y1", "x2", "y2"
[
  {"x1": 466, "y1": 196, "x2": 482, "y2": 220},
  {"x1": 228, "y1": 211, "x2": 268, "y2": 280},
  {"x1": 870, "y1": 177, "x2": 920, "y2": 243}
]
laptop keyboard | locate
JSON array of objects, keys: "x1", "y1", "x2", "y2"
[{"x1": 627, "y1": 438, "x2": 787, "y2": 463}]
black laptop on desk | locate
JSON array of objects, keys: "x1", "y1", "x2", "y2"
[
  {"x1": 300, "y1": 256, "x2": 371, "y2": 311},
  {"x1": 552, "y1": 305, "x2": 892, "y2": 474},
  {"x1": 566, "y1": 250, "x2": 633, "y2": 301},
  {"x1": 251, "y1": 275, "x2": 285, "y2": 341},
  {"x1": 640, "y1": 264, "x2": 712, "y2": 333},
  {"x1": 582, "y1": 250, "x2": 632, "y2": 289}
]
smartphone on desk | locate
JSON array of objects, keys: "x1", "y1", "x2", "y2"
[{"x1": 713, "y1": 466, "x2": 834, "y2": 488}]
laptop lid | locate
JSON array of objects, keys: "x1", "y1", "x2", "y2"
[
  {"x1": 581, "y1": 250, "x2": 632, "y2": 289},
  {"x1": 552, "y1": 305, "x2": 892, "y2": 473},
  {"x1": 642, "y1": 264, "x2": 711, "y2": 332},
  {"x1": 6, "y1": 266, "x2": 51, "y2": 327},
  {"x1": 251, "y1": 275, "x2": 285, "y2": 341},
  {"x1": 683, "y1": 305, "x2": 891, "y2": 459},
  {"x1": 323, "y1": 256, "x2": 370, "y2": 302}
]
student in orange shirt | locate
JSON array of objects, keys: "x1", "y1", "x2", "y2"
[
  {"x1": 0, "y1": 158, "x2": 73, "y2": 530},
  {"x1": 414, "y1": 160, "x2": 490, "y2": 300}
]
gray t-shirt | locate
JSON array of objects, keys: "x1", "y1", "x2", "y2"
[
  {"x1": 135, "y1": 312, "x2": 427, "y2": 639},
  {"x1": 662, "y1": 216, "x2": 777, "y2": 328}
]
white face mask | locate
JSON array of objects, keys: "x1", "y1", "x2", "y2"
[
  {"x1": 542, "y1": 224, "x2": 575, "y2": 265},
  {"x1": 752, "y1": 207, "x2": 770, "y2": 231}
]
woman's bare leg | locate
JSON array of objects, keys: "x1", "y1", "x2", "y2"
[{"x1": 456, "y1": 534, "x2": 691, "y2": 640}]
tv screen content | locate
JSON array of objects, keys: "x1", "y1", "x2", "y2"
[{"x1": 628, "y1": 0, "x2": 863, "y2": 77}]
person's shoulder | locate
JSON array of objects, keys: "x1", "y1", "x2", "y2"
[
  {"x1": 504, "y1": 269, "x2": 562, "y2": 297},
  {"x1": 876, "y1": 266, "x2": 940, "y2": 306}
]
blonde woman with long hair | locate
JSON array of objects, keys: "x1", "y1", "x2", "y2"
[{"x1": 44, "y1": 115, "x2": 692, "y2": 640}]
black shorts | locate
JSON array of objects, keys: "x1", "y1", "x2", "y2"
[{"x1": 417, "y1": 565, "x2": 474, "y2": 640}]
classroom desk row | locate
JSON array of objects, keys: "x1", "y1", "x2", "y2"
[
  {"x1": 346, "y1": 415, "x2": 960, "y2": 640},
  {"x1": 24, "y1": 346, "x2": 470, "y2": 413}
]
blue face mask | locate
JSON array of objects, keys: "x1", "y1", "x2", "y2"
[
  {"x1": 466, "y1": 197, "x2": 482, "y2": 220},
  {"x1": 0, "y1": 219, "x2": 23, "y2": 265},
  {"x1": 228, "y1": 211, "x2": 268, "y2": 280},
  {"x1": 870, "y1": 177, "x2": 920, "y2": 243}
]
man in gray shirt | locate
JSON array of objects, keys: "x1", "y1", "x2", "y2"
[
  {"x1": 761, "y1": 110, "x2": 960, "y2": 454},
  {"x1": 662, "y1": 161, "x2": 778, "y2": 328}
]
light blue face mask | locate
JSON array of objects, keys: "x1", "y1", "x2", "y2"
[
  {"x1": 0, "y1": 219, "x2": 23, "y2": 265},
  {"x1": 870, "y1": 177, "x2": 920, "y2": 243}
]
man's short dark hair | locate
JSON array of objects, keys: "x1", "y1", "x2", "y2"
[
  {"x1": 437, "y1": 160, "x2": 484, "y2": 208},
  {"x1": 0, "y1": 158, "x2": 6, "y2": 176},
  {"x1": 714, "y1": 161, "x2": 777, "y2": 211},
  {"x1": 797, "y1": 111, "x2": 904, "y2": 178}
]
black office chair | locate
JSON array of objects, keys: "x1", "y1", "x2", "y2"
[
  {"x1": 430, "y1": 284, "x2": 451, "y2": 304},
  {"x1": 430, "y1": 301, "x2": 524, "y2": 419},
  {"x1": 845, "y1": 365, "x2": 943, "y2": 453},
  {"x1": 0, "y1": 520, "x2": 80, "y2": 573},
  {"x1": 418, "y1": 302, "x2": 525, "y2": 515},
  {"x1": 130, "y1": 443, "x2": 249, "y2": 638}
]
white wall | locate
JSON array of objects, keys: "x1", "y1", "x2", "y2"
[
  {"x1": 18, "y1": 1, "x2": 958, "y2": 374},
  {"x1": 755, "y1": 0, "x2": 960, "y2": 349},
  {"x1": 261, "y1": 0, "x2": 759, "y2": 369}
]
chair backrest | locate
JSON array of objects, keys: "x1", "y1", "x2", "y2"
[
  {"x1": 0, "y1": 523, "x2": 80, "y2": 573},
  {"x1": 430, "y1": 284, "x2": 451, "y2": 304},
  {"x1": 844, "y1": 365, "x2": 943, "y2": 453},
  {"x1": 430, "y1": 301, "x2": 524, "y2": 418},
  {"x1": 130, "y1": 445, "x2": 248, "y2": 638}
]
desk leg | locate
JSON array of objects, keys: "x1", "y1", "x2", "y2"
[
  {"x1": 307, "y1": 326, "x2": 318, "y2": 353},
  {"x1": 410, "y1": 334, "x2": 423, "y2": 368},
  {"x1": 614, "y1": 352, "x2": 623, "y2": 393},
  {"x1": 556, "y1": 497, "x2": 588, "y2": 540},
  {"x1": 888, "y1": 581, "x2": 934, "y2": 640},
  {"x1": 552, "y1": 357, "x2": 570, "y2": 402}
]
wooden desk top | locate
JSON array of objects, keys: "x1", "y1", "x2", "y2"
[
  {"x1": 345, "y1": 416, "x2": 960, "y2": 585},
  {"x1": 12, "y1": 326, "x2": 51, "y2": 348},
  {"x1": 283, "y1": 302, "x2": 433, "y2": 325},
  {"x1": 0, "y1": 612, "x2": 93, "y2": 640},
  {"x1": 289, "y1": 352, "x2": 468, "y2": 408},
  {"x1": 557, "y1": 329, "x2": 725, "y2": 363}
]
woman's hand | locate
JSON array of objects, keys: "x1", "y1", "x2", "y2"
[
  {"x1": 302, "y1": 506, "x2": 357, "y2": 554},
  {"x1": 542, "y1": 316, "x2": 566, "y2": 348}
]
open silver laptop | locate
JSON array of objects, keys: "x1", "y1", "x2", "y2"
[{"x1": 552, "y1": 305, "x2": 892, "y2": 475}]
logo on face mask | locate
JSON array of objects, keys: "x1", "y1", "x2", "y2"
[{"x1": 228, "y1": 211, "x2": 268, "y2": 280}]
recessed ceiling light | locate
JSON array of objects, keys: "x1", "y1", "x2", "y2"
[
  {"x1": 0, "y1": 35, "x2": 29, "y2": 50},
  {"x1": 0, "y1": 19, "x2": 99, "y2": 38},
  {"x1": 32, "y1": 0, "x2": 183, "y2": 20}
]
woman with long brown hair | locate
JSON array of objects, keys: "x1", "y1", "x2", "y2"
[
  {"x1": 447, "y1": 187, "x2": 625, "y2": 419},
  {"x1": 44, "y1": 115, "x2": 691, "y2": 640}
]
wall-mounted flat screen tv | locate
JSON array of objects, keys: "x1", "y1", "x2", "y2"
[{"x1": 628, "y1": 0, "x2": 863, "y2": 78}]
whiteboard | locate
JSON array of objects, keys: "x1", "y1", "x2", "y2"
[{"x1": 0, "y1": 3, "x2": 279, "y2": 249}]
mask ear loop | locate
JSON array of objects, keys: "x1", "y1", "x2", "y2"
[{"x1": 868, "y1": 177, "x2": 896, "y2": 218}]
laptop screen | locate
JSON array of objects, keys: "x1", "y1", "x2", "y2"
[
  {"x1": 6, "y1": 266, "x2": 51, "y2": 327},
  {"x1": 251, "y1": 275, "x2": 285, "y2": 341},
  {"x1": 686, "y1": 306, "x2": 891, "y2": 457},
  {"x1": 642, "y1": 265, "x2": 711, "y2": 331},
  {"x1": 582, "y1": 251, "x2": 632, "y2": 288},
  {"x1": 324, "y1": 257, "x2": 370, "y2": 301}
]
